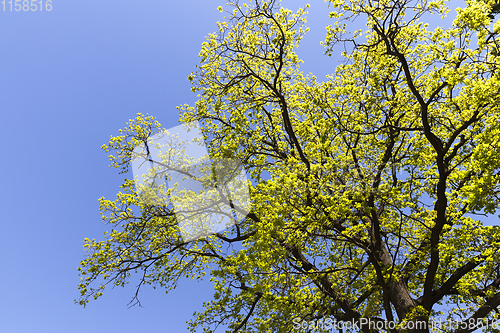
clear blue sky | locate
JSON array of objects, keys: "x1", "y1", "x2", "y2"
[
  {"x1": 0, "y1": 0, "x2": 485, "y2": 332},
  {"x1": 0, "y1": 1, "x2": 332, "y2": 332}
]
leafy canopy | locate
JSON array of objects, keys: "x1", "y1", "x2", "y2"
[{"x1": 78, "y1": 0, "x2": 500, "y2": 332}]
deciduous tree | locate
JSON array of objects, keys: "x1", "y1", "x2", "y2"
[{"x1": 78, "y1": 1, "x2": 500, "y2": 332}]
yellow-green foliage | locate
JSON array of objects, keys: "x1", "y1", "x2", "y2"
[{"x1": 78, "y1": 1, "x2": 500, "y2": 332}]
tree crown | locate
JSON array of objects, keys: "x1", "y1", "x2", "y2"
[{"x1": 78, "y1": 1, "x2": 500, "y2": 332}]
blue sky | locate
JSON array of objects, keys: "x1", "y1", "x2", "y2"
[
  {"x1": 0, "y1": 1, "x2": 331, "y2": 332},
  {"x1": 0, "y1": 0, "x2": 488, "y2": 332}
]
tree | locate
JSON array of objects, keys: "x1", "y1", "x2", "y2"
[
  {"x1": 488, "y1": 2, "x2": 500, "y2": 19},
  {"x1": 77, "y1": 0, "x2": 500, "y2": 332}
]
